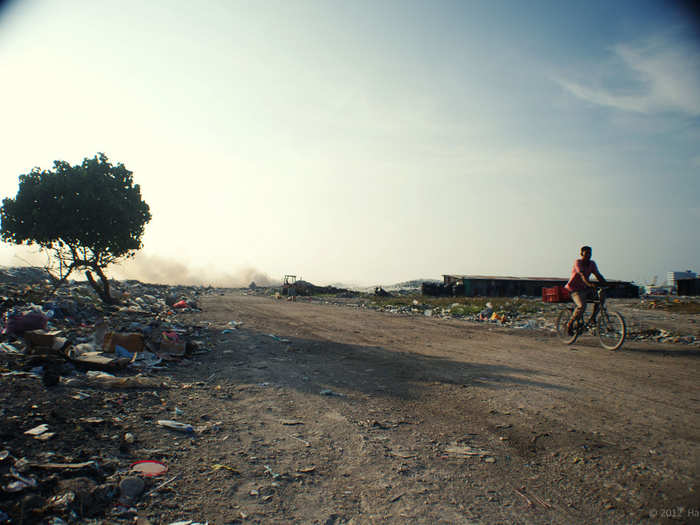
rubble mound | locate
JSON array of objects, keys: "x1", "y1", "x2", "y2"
[
  {"x1": 0, "y1": 266, "x2": 51, "y2": 285},
  {"x1": 0, "y1": 267, "x2": 221, "y2": 523},
  {"x1": 292, "y1": 280, "x2": 357, "y2": 297}
]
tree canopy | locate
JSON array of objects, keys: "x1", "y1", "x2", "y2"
[{"x1": 1, "y1": 153, "x2": 151, "y2": 302}]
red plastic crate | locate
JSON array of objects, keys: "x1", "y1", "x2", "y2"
[{"x1": 542, "y1": 286, "x2": 570, "y2": 303}]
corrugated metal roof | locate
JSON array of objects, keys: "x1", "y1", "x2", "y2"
[
  {"x1": 443, "y1": 274, "x2": 630, "y2": 283},
  {"x1": 443, "y1": 274, "x2": 567, "y2": 281}
]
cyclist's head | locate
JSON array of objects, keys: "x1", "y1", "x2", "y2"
[{"x1": 580, "y1": 246, "x2": 592, "y2": 259}]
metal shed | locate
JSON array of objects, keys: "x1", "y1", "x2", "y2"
[{"x1": 429, "y1": 275, "x2": 639, "y2": 298}]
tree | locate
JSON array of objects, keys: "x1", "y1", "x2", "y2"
[{"x1": 1, "y1": 153, "x2": 151, "y2": 303}]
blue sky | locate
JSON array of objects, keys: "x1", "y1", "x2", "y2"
[{"x1": 0, "y1": 0, "x2": 698, "y2": 286}]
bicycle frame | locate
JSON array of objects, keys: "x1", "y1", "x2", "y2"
[{"x1": 556, "y1": 286, "x2": 626, "y2": 350}]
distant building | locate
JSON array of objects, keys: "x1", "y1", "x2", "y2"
[
  {"x1": 426, "y1": 275, "x2": 639, "y2": 298},
  {"x1": 676, "y1": 278, "x2": 700, "y2": 296},
  {"x1": 667, "y1": 271, "x2": 696, "y2": 291}
]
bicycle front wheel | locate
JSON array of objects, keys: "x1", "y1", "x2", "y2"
[
  {"x1": 556, "y1": 308, "x2": 578, "y2": 344},
  {"x1": 599, "y1": 311, "x2": 626, "y2": 350}
]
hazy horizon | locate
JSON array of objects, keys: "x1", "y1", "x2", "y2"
[{"x1": 1, "y1": 1, "x2": 698, "y2": 287}]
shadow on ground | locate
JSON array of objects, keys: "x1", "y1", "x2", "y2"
[{"x1": 186, "y1": 326, "x2": 573, "y2": 402}]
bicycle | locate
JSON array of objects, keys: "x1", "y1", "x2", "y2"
[{"x1": 556, "y1": 285, "x2": 627, "y2": 350}]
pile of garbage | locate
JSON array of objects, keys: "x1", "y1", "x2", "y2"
[
  {"x1": 630, "y1": 328, "x2": 697, "y2": 345},
  {"x1": 360, "y1": 299, "x2": 551, "y2": 328},
  {"x1": 304, "y1": 295, "x2": 700, "y2": 344},
  {"x1": 284, "y1": 280, "x2": 358, "y2": 297},
  {"x1": 0, "y1": 267, "x2": 221, "y2": 523},
  {"x1": 0, "y1": 278, "x2": 210, "y2": 383}
]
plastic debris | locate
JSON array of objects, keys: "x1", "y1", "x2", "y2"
[
  {"x1": 264, "y1": 464, "x2": 281, "y2": 479},
  {"x1": 212, "y1": 463, "x2": 239, "y2": 473},
  {"x1": 4, "y1": 467, "x2": 37, "y2": 492},
  {"x1": 32, "y1": 460, "x2": 99, "y2": 471},
  {"x1": 24, "y1": 424, "x2": 49, "y2": 436},
  {"x1": 70, "y1": 391, "x2": 90, "y2": 401},
  {"x1": 319, "y1": 389, "x2": 345, "y2": 397},
  {"x1": 114, "y1": 345, "x2": 134, "y2": 358},
  {"x1": 0, "y1": 342, "x2": 22, "y2": 354},
  {"x1": 444, "y1": 444, "x2": 491, "y2": 458},
  {"x1": 156, "y1": 420, "x2": 194, "y2": 433},
  {"x1": 131, "y1": 460, "x2": 168, "y2": 477}
]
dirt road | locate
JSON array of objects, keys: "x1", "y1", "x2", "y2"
[{"x1": 140, "y1": 292, "x2": 698, "y2": 524}]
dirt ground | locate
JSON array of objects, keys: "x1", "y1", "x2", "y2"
[{"x1": 2, "y1": 291, "x2": 699, "y2": 524}]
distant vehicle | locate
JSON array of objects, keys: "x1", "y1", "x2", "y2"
[
  {"x1": 644, "y1": 286, "x2": 670, "y2": 296},
  {"x1": 282, "y1": 275, "x2": 297, "y2": 297}
]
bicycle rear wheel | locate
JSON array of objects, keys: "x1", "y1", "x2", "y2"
[
  {"x1": 599, "y1": 311, "x2": 626, "y2": 350},
  {"x1": 556, "y1": 308, "x2": 578, "y2": 344}
]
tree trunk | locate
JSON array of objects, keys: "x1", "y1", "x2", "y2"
[
  {"x1": 85, "y1": 266, "x2": 117, "y2": 304},
  {"x1": 46, "y1": 264, "x2": 76, "y2": 297}
]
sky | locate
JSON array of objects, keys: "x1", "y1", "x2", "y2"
[{"x1": 0, "y1": 0, "x2": 698, "y2": 287}]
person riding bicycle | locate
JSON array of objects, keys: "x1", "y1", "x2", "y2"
[{"x1": 564, "y1": 246, "x2": 607, "y2": 335}]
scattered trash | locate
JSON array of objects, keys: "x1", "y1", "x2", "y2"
[
  {"x1": 24, "y1": 424, "x2": 49, "y2": 436},
  {"x1": 3, "y1": 308, "x2": 48, "y2": 335},
  {"x1": 83, "y1": 371, "x2": 160, "y2": 388},
  {"x1": 513, "y1": 320, "x2": 537, "y2": 329},
  {"x1": 4, "y1": 467, "x2": 37, "y2": 492},
  {"x1": 160, "y1": 331, "x2": 187, "y2": 356},
  {"x1": 0, "y1": 342, "x2": 22, "y2": 354},
  {"x1": 320, "y1": 389, "x2": 344, "y2": 396},
  {"x1": 156, "y1": 420, "x2": 194, "y2": 433},
  {"x1": 32, "y1": 460, "x2": 99, "y2": 471},
  {"x1": 104, "y1": 332, "x2": 145, "y2": 353},
  {"x1": 444, "y1": 444, "x2": 491, "y2": 458},
  {"x1": 131, "y1": 460, "x2": 168, "y2": 477},
  {"x1": 264, "y1": 465, "x2": 281, "y2": 479},
  {"x1": 114, "y1": 345, "x2": 134, "y2": 359},
  {"x1": 119, "y1": 476, "x2": 145, "y2": 505},
  {"x1": 288, "y1": 434, "x2": 311, "y2": 447},
  {"x1": 212, "y1": 463, "x2": 239, "y2": 473},
  {"x1": 267, "y1": 334, "x2": 290, "y2": 343},
  {"x1": 0, "y1": 269, "x2": 223, "y2": 522},
  {"x1": 71, "y1": 391, "x2": 91, "y2": 400}
]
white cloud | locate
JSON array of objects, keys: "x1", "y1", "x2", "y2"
[{"x1": 556, "y1": 32, "x2": 700, "y2": 116}]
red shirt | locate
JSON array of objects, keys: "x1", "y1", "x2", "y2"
[{"x1": 565, "y1": 259, "x2": 599, "y2": 292}]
